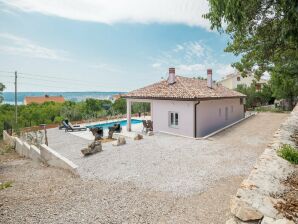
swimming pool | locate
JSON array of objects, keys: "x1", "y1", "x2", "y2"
[{"x1": 87, "y1": 119, "x2": 142, "y2": 129}]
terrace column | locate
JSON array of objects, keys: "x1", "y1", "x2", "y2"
[
  {"x1": 126, "y1": 99, "x2": 132, "y2": 131},
  {"x1": 150, "y1": 101, "x2": 153, "y2": 121}
]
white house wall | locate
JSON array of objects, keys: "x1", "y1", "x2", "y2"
[
  {"x1": 196, "y1": 98, "x2": 244, "y2": 137},
  {"x1": 152, "y1": 100, "x2": 195, "y2": 137}
]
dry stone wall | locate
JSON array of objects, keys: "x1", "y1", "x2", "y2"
[{"x1": 226, "y1": 106, "x2": 298, "y2": 224}]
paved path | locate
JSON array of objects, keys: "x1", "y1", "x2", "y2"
[{"x1": 47, "y1": 112, "x2": 288, "y2": 195}]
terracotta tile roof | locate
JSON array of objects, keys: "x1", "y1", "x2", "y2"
[
  {"x1": 124, "y1": 76, "x2": 246, "y2": 100},
  {"x1": 24, "y1": 96, "x2": 65, "y2": 105}
]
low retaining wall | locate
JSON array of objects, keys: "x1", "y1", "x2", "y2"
[
  {"x1": 227, "y1": 106, "x2": 298, "y2": 224},
  {"x1": 3, "y1": 130, "x2": 79, "y2": 176},
  {"x1": 3, "y1": 130, "x2": 15, "y2": 147},
  {"x1": 40, "y1": 144, "x2": 79, "y2": 176}
]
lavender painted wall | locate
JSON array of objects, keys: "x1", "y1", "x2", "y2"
[
  {"x1": 196, "y1": 98, "x2": 244, "y2": 137},
  {"x1": 131, "y1": 97, "x2": 244, "y2": 138},
  {"x1": 152, "y1": 100, "x2": 195, "y2": 137}
]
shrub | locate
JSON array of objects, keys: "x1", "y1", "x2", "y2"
[
  {"x1": 255, "y1": 107, "x2": 285, "y2": 113},
  {"x1": 277, "y1": 144, "x2": 298, "y2": 164}
]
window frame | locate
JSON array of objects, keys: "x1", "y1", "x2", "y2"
[{"x1": 169, "y1": 111, "x2": 179, "y2": 128}]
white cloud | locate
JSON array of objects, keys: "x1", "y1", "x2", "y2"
[
  {"x1": 0, "y1": 33, "x2": 70, "y2": 60},
  {"x1": 215, "y1": 64, "x2": 236, "y2": 79},
  {"x1": 1, "y1": 0, "x2": 210, "y2": 29},
  {"x1": 152, "y1": 63, "x2": 162, "y2": 68},
  {"x1": 151, "y1": 40, "x2": 235, "y2": 80},
  {"x1": 177, "y1": 63, "x2": 206, "y2": 73}
]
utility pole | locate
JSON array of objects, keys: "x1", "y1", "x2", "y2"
[{"x1": 14, "y1": 71, "x2": 18, "y2": 128}]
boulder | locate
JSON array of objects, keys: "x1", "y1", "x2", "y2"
[
  {"x1": 133, "y1": 134, "x2": 143, "y2": 140},
  {"x1": 230, "y1": 197, "x2": 263, "y2": 221},
  {"x1": 112, "y1": 136, "x2": 126, "y2": 146},
  {"x1": 81, "y1": 141, "x2": 102, "y2": 156}
]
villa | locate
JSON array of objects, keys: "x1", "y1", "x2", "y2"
[
  {"x1": 123, "y1": 68, "x2": 246, "y2": 138},
  {"x1": 218, "y1": 72, "x2": 268, "y2": 91}
]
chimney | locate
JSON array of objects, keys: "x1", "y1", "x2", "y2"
[
  {"x1": 207, "y1": 69, "x2": 212, "y2": 88},
  {"x1": 168, "y1": 67, "x2": 176, "y2": 85}
]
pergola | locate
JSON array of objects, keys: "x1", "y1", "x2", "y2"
[{"x1": 126, "y1": 98, "x2": 153, "y2": 131}]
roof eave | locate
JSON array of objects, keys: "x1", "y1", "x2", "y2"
[{"x1": 122, "y1": 95, "x2": 246, "y2": 101}]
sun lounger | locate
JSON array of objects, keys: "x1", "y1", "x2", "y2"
[
  {"x1": 142, "y1": 120, "x2": 153, "y2": 133},
  {"x1": 65, "y1": 122, "x2": 87, "y2": 132},
  {"x1": 147, "y1": 120, "x2": 153, "y2": 131},
  {"x1": 90, "y1": 127, "x2": 103, "y2": 140},
  {"x1": 59, "y1": 120, "x2": 69, "y2": 129},
  {"x1": 108, "y1": 123, "x2": 122, "y2": 133},
  {"x1": 142, "y1": 120, "x2": 147, "y2": 133}
]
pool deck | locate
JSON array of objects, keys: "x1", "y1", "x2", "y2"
[
  {"x1": 46, "y1": 113, "x2": 289, "y2": 196},
  {"x1": 69, "y1": 116, "x2": 150, "y2": 140}
]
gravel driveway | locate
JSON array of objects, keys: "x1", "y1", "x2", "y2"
[
  {"x1": 47, "y1": 113, "x2": 288, "y2": 196},
  {"x1": 1, "y1": 112, "x2": 288, "y2": 224}
]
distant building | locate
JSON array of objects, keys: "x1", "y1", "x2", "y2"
[
  {"x1": 218, "y1": 72, "x2": 268, "y2": 90},
  {"x1": 24, "y1": 95, "x2": 65, "y2": 105},
  {"x1": 112, "y1": 94, "x2": 122, "y2": 101}
]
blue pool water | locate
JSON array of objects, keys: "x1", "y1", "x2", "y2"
[{"x1": 87, "y1": 119, "x2": 142, "y2": 129}]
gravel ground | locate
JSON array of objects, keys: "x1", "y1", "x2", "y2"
[
  {"x1": 0, "y1": 112, "x2": 288, "y2": 224},
  {"x1": 0, "y1": 155, "x2": 243, "y2": 224},
  {"x1": 47, "y1": 112, "x2": 288, "y2": 196}
]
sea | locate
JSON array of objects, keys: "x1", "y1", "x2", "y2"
[{"x1": 2, "y1": 92, "x2": 126, "y2": 105}]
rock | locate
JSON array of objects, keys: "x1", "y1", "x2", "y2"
[
  {"x1": 226, "y1": 218, "x2": 238, "y2": 224},
  {"x1": 134, "y1": 134, "x2": 143, "y2": 140},
  {"x1": 261, "y1": 217, "x2": 295, "y2": 224},
  {"x1": 112, "y1": 136, "x2": 126, "y2": 146},
  {"x1": 81, "y1": 141, "x2": 102, "y2": 156},
  {"x1": 230, "y1": 197, "x2": 263, "y2": 221},
  {"x1": 147, "y1": 131, "x2": 154, "y2": 136}
]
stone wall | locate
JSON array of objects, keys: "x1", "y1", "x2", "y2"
[
  {"x1": 227, "y1": 106, "x2": 298, "y2": 224},
  {"x1": 3, "y1": 130, "x2": 78, "y2": 176},
  {"x1": 40, "y1": 144, "x2": 79, "y2": 176}
]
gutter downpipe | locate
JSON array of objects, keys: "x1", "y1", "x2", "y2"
[{"x1": 194, "y1": 101, "x2": 200, "y2": 138}]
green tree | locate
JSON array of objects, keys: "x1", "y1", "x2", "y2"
[
  {"x1": 204, "y1": 0, "x2": 298, "y2": 108},
  {"x1": 112, "y1": 98, "x2": 126, "y2": 114},
  {"x1": 236, "y1": 84, "x2": 273, "y2": 108},
  {"x1": 0, "y1": 83, "x2": 5, "y2": 103}
]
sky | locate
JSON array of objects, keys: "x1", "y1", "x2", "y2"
[{"x1": 0, "y1": 0, "x2": 238, "y2": 92}]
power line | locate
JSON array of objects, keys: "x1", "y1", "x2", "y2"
[
  {"x1": 18, "y1": 74, "x2": 107, "y2": 87},
  {"x1": 0, "y1": 70, "x2": 15, "y2": 74},
  {"x1": 0, "y1": 74, "x2": 14, "y2": 78},
  {"x1": 0, "y1": 69, "x2": 114, "y2": 89},
  {"x1": 19, "y1": 72, "x2": 109, "y2": 85}
]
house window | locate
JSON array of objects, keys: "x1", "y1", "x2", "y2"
[
  {"x1": 225, "y1": 107, "x2": 229, "y2": 121},
  {"x1": 169, "y1": 112, "x2": 179, "y2": 127},
  {"x1": 219, "y1": 108, "x2": 222, "y2": 117},
  {"x1": 237, "y1": 77, "x2": 241, "y2": 81},
  {"x1": 240, "y1": 98, "x2": 243, "y2": 105}
]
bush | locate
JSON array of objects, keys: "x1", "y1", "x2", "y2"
[
  {"x1": 277, "y1": 144, "x2": 298, "y2": 164},
  {"x1": 255, "y1": 107, "x2": 285, "y2": 113}
]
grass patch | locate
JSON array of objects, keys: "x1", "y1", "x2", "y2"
[
  {"x1": 277, "y1": 144, "x2": 298, "y2": 164},
  {"x1": 0, "y1": 141, "x2": 13, "y2": 155},
  {"x1": 0, "y1": 181, "x2": 12, "y2": 190}
]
